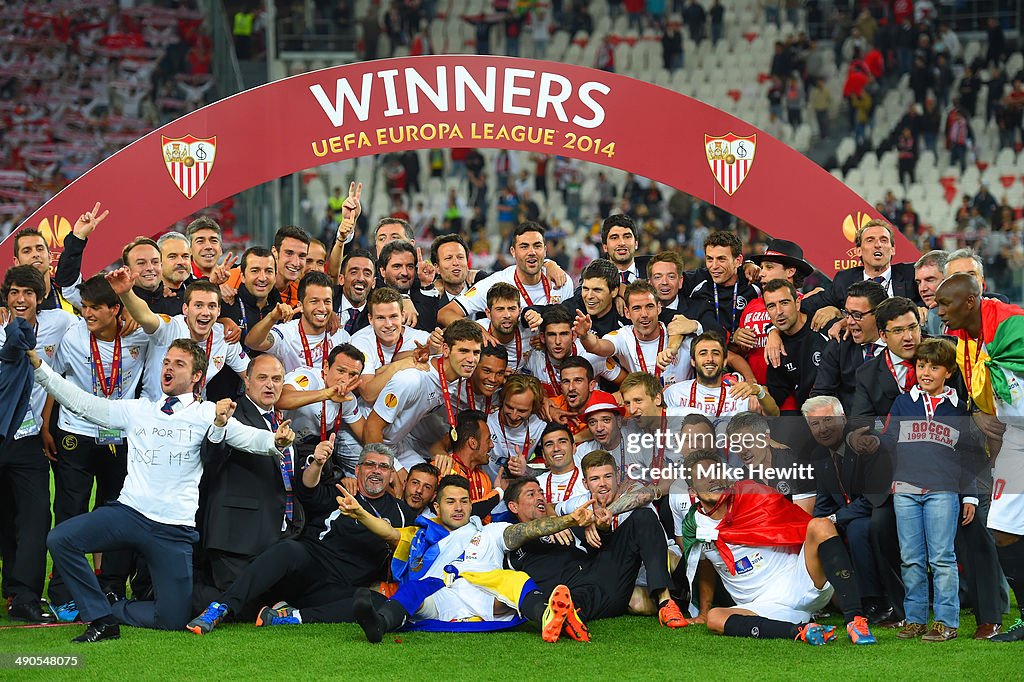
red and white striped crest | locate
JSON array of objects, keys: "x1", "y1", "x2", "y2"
[
  {"x1": 705, "y1": 133, "x2": 756, "y2": 196},
  {"x1": 161, "y1": 135, "x2": 217, "y2": 200}
]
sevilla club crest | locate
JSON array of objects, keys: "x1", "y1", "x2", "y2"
[
  {"x1": 162, "y1": 135, "x2": 217, "y2": 200},
  {"x1": 705, "y1": 133, "x2": 756, "y2": 196}
]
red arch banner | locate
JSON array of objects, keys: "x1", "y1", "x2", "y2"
[{"x1": 1, "y1": 55, "x2": 916, "y2": 276}]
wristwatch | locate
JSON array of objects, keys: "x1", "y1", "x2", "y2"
[
  {"x1": 828, "y1": 513, "x2": 837, "y2": 524},
  {"x1": 755, "y1": 384, "x2": 767, "y2": 400}
]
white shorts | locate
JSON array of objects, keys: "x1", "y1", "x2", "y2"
[
  {"x1": 990, "y1": 442, "x2": 1024, "y2": 536},
  {"x1": 736, "y1": 547, "x2": 834, "y2": 624}
]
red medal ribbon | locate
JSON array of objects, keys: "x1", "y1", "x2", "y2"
[
  {"x1": 690, "y1": 380, "x2": 727, "y2": 417},
  {"x1": 884, "y1": 352, "x2": 914, "y2": 393},
  {"x1": 635, "y1": 325, "x2": 665, "y2": 377},
  {"x1": 499, "y1": 414, "x2": 531, "y2": 462},
  {"x1": 546, "y1": 466, "x2": 580, "y2": 503},
  {"x1": 513, "y1": 270, "x2": 551, "y2": 307},
  {"x1": 299, "y1": 320, "x2": 329, "y2": 377},
  {"x1": 377, "y1": 331, "x2": 403, "y2": 365},
  {"x1": 437, "y1": 357, "x2": 458, "y2": 434},
  {"x1": 195, "y1": 333, "x2": 214, "y2": 398},
  {"x1": 90, "y1": 321, "x2": 123, "y2": 397}
]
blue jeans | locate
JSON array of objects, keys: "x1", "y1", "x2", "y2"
[{"x1": 894, "y1": 492, "x2": 961, "y2": 627}]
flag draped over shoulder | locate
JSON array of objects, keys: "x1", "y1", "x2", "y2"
[
  {"x1": 950, "y1": 298, "x2": 1024, "y2": 412},
  {"x1": 680, "y1": 480, "x2": 811, "y2": 575},
  {"x1": 391, "y1": 514, "x2": 450, "y2": 583}
]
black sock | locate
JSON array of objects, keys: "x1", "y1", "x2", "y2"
[
  {"x1": 997, "y1": 539, "x2": 1024, "y2": 620},
  {"x1": 818, "y1": 535, "x2": 863, "y2": 623},
  {"x1": 377, "y1": 599, "x2": 410, "y2": 632},
  {"x1": 723, "y1": 615, "x2": 800, "y2": 639},
  {"x1": 520, "y1": 589, "x2": 548, "y2": 624}
]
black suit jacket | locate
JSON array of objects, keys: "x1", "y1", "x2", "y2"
[
  {"x1": 811, "y1": 337, "x2": 880, "y2": 415},
  {"x1": 850, "y1": 345, "x2": 968, "y2": 426},
  {"x1": 198, "y1": 398, "x2": 303, "y2": 556},
  {"x1": 824, "y1": 262, "x2": 923, "y2": 308},
  {"x1": 812, "y1": 438, "x2": 888, "y2": 521}
]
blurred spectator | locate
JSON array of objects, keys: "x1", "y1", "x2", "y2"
[
  {"x1": 232, "y1": 4, "x2": 256, "y2": 60},
  {"x1": 662, "y1": 23, "x2": 683, "y2": 71},
  {"x1": 531, "y1": 8, "x2": 551, "y2": 58},
  {"x1": 986, "y1": 16, "x2": 1005, "y2": 67},
  {"x1": 921, "y1": 98, "x2": 941, "y2": 153},
  {"x1": 935, "y1": 23, "x2": 962, "y2": 61},
  {"x1": 957, "y1": 64, "x2": 980, "y2": 117},
  {"x1": 809, "y1": 78, "x2": 832, "y2": 137},
  {"x1": 972, "y1": 183, "x2": 999, "y2": 221},
  {"x1": 709, "y1": 0, "x2": 724, "y2": 45},
  {"x1": 767, "y1": 76, "x2": 784, "y2": 120},
  {"x1": 985, "y1": 66, "x2": 1006, "y2": 123},
  {"x1": 896, "y1": 127, "x2": 918, "y2": 186},
  {"x1": 763, "y1": 0, "x2": 781, "y2": 28},
  {"x1": 361, "y1": 6, "x2": 381, "y2": 60},
  {"x1": 932, "y1": 53, "x2": 952, "y2": 108},
  {"x1": 854, "y1": 8, "x2": 877, "y2": 45},
  {"x1": 625, "y1": 0, "x2": 645, "y2": 32},
  {"x1": 850, "y1": 90, "x2": 873, "y2": 145},
  {"x1": 683, "y1": 0, "x2": 706, "y2": 43},
  {"x1": 595, "y1": 35, "x2": 614, "y2": 72},
  {"x1": 785, "y1": 76, "x2": 803, "y2": 128},
  {"x1": 945, "y1": 109, "x2": 971, "y2": 172},
  {"x1": 909, "y1": 56, "x2": 932, "y2": 105},
  {"x1": 597, "y1": 172, "x2": 617, "y2": 219}
]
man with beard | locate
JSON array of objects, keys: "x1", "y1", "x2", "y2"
[
  {"x1": 364, "y1": 320, "x2": 483, "y2": 478},
  {"x1": 0, "y1": 266, "x2": 76, "y2": 623},
  {"x1": 45, "y1": 275, "x2": 152, "y2": 615},
  {"x1": 335, "y1": 249, "x2": 375, "y2": 334},
  {"x1": 486, "y1": 375, "x2": 547, "y2": 476},
  {"x1": 550, "y1": 357, "x2": 605, "y2": 440},
  {"x1": 822, "y1": 220, "x2": 922, "y2": 308},
  {"x1": 551, "y1": 451, "x2": 687, "y2": 625},
  {"x1": 600, "y1": 214, "x2": 651, "y2": 284},
  {"x1": 536, "y1": 423, "x2": 588, "y2": 504},
  {"x1": 340, "y1": 474, "x2": 597, "y2": 642},
  {"x1": 439, "y1": 222, "x2": 575, "y2": 327},
  {"x1": 439, "y1": 410, "x2": 499, "y2": 504},
  {"x1": 561, "y1": 259, "x2": 627, "y2": 337},
  {"x1": 521, "y1": 306, "x2": 623, "y2": 401},
  {"x1": 763, "y1": 279, "x2": 829, "y2": 415},
  {"x1": 109, "y1": 272, "x2": 248, "y2": 402},
  {"x1": 402, "y1": 463, "x2": 440, "y2": 514},
  {"x1": 679, "y1": 448, "x2": 875, "y2": 644},
  {"x1": 480, "y1": 282, "x2": 533, "y2": 373},
  {"x1": 350, "y1": 287, "x2": 431, "y2": 403},
  {"x1": 811, "y1": 281, "x2": 888, "y2": 414},
  {"x1": 186, "y1": 444, "x2": 415, "y2": 631},
  {"x1": 219, "y1": 247, "x2": 282, "y2": 357},
  {"x1": 244, "y1": 271, "x2": 350, "y2": 375},
  {"x1": 689, "y1": 232, "x2": 761, "y2": 337},
  {"x1": 115, "y1": 237, "x2": 186, "y2": 317},
  {"x1": 664, "y1": 332, "x2": 779, "y2": 417},
  {"x1": 225, "y1": 226, "x2": 311, "y2": 309},
  {"x1": 936, "y1": 273, "x2": 1024, "y2": 642},
  {"x1": 576, "y1": 281, "x2": 700, "y2": 386},
  {"x1": 725, "y1": 411, "x2": 816, "y2": 512},
  {"x1": 187, "y1": 217, "x2": 224, "y2": 281},
  {"x1": 156, "y1": 232, "x2": 193, "y2": 313}
]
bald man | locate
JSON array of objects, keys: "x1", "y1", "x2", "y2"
[
  {"x1": 193, "y1": 354, "x2": 302, "y2": 615},
  {"x1": 937, "y1": 273, "x2": 1024, "y2": 641}
]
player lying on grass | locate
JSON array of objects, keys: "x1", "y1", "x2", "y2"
[
  {"x1": 680, "y1": 448, "x2": 877, "y2": 645},
  {"x1": 336, "y1": 474, "x2": 596, "y2": 643}
]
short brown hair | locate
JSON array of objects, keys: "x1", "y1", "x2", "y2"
[
  {"x1": 581, "y1": 449, "x2": 617, "y2": 476},
  {"x1": 121, "y1": 237, "x2": 160, "y2": 267},
  {"x1": 444, "y1": 319, "x2": 484, "y2": 347},
  {"x1": 184, "y1": 279, "x2": 222, "y2": 305},
  {"x1": 620, "y1": 371, "x2": 662, "y2": 400},
  {"x1": 704, "y1": 231, "x2": 742, "y2": 257},
  {"x1": 855, "y1": 219, "x2": 894, "y2": 247},
  {"x1": 487, "y1": 281, "x2": 520, "y2": 309},
  {"x1": 169, "y1": 338, "x2": 209, "y2": 384},
  {"x1": 13, "y1": 228, "x2": 47, "y2": 254},
  {"x1": 914, "y1": 338, "x2": 957, "y2": 371},
  {"x1": 762, "y1": 278, "x2": 798, "y2": 302},
  {"x1": 366, "y1": 286, "x2": 403, "y2": 316},
  {"x1": 623, "y1": 280, "x2": 659, "y2": 307},
  {"x1": 186, "y1": 216, "x2": 222, "y2": 240},
  {"x1": 647, "y1": 251, "x2": 684, "y2": 278}
]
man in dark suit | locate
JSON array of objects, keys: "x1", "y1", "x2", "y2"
[
  {"x1": 804, "y1": 395, "x2": 892, "y2": 623},
  {"x1": 193, "y1": 353, "x2": 303, "y2": 616},
  {"x1": 600, "y1": 214, "x2": 651, "y2": 285},
  {"x1": 823, "y1": 220, "x2": 923, "y2": 309},
  {"x1": 811, "y1": 281, "x2": 888, "y2": 414}
]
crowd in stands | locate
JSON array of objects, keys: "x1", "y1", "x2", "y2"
[{"x1": 0, "y1": 0, "x2": 221, "y2": 239}]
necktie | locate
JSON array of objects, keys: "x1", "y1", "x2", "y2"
[
  {"x1": 344, "y1": 307, "x2": 358, "y2": 333},
  {"x1": 863, "y1": 344, "x2": 877, "y2": 361},
  {"x1": 161, "y1": 396, "x2": 179, "y2": 415},
  {"x1": 901, "y1": 360, "x2": 918, "y2": 392},
  {"x1": 266, "y1": 411, "x2": 294, "y2": 520},
  {"x1": 870, "y1": 276, "x2": 885, "y2": 285},
  {"x1": 621, "y1": 271, "x2": 630, "y2": 284}
]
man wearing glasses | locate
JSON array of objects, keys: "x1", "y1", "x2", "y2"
[
  {"x1": 185, "y1": 444, "x2": 414, "y2": 633},
  {"x1": 811, "y1": 281, "x2": 888, "y2": 414}
]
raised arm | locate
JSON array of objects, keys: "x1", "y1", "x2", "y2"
[
  {"x1": 503, "y1": 500, "x2": 595, "y2": 550},
  {"x1": 327, "y1": 182, "x2": 361, "y2": 280},
  {"x1": 605, "y1": 482, "x2": 662, "y2": 516},
  {"x1": 336, "y1": 483, "x2": 402, "y2": 545},
  {"x1": 574, "y1": 311, "x2": 615, "y2": 357},
  {"x1": 106, "y1": 267, "x2": 162, "y2": 334},
  {"x1": 30, "y1": 353, "x2": 124, "y2": 431},
  {"x1": 245, "y1": 303, "x2": 293, "y2": 352}
]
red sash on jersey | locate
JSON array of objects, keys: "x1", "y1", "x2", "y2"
[{"x1": 513, "y1": 270, "x2": 550, "y2": 306}]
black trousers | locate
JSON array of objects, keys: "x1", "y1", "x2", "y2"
[
  {"x1": 870, "y1": 499, "x2": 906, "y2": 621},
  {"x1": 0, "y1": 435, "x2": 51, "y2": 605},
  {"x1": 840, "y1": 515, "x2": 882, "y2": 601},
  {"x1": 568, "y1": 508, "x2": 673, "y2": 621},
  {"x1": 956, "y1": 491, "x2": 1006, "y2": 625},
  {"x1": 48, "y1": 424, "x2": 131, "y2": 605},
  {"x1": 219, "y1": 539, "x2": 354, "y2": 619}
]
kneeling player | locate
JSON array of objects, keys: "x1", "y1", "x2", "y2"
[
  {"x1": 337, "y1": 475, "x2": 596, "y2": 643},
  {"x1": 680, "y1": 449, "x2": 876, "y2": 645}
]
